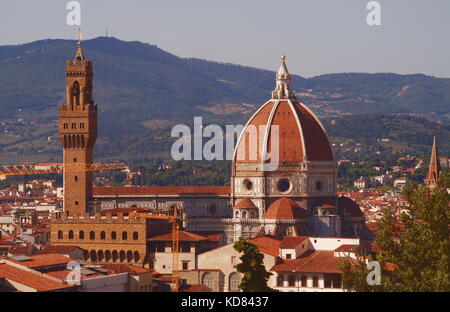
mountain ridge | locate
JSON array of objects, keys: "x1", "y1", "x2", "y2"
[{"x1": 0, "y1": 37, "x2": 449, "y2": 163}]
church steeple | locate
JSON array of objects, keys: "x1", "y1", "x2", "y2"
[
  {"x1": 425, "y1": 136, "x2": 441, "y2": 190},
  {"x1": 272, "y1": 55, "x2": 297, "y2": 100}
]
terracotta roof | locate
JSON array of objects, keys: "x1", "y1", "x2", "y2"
[
  {"x1": 148, "y1": 231, "x2": 208, "y2": 242},
  {"x1": 334, "y1": 244, "x2": 358, "y2": 252},
  {"x1": 234, "y1": 100, "x2": 333, "y2": 163},
  {"x1": 0, "y1": 263, "x2": 75, "y2": 292},
  {"x1": 249, "y1": 236, "x2": 281, "y2": 257},
  {"x1": 264, "y1": 197, "x2": 307, "y2": 220},
  {"x1": 101, "y1": 264, "x2": 153, "y2": 274},
  {"x1": 271, "y1": 251, "x2": 347, "y2": 274},
  {"x1": 93, "y1": 186, "x2": 230, "y2": 196},
  {"x1": 280, "y1": 236, "x2": 309, "y2": 249},
  {"x1": 8, "y1": 253, "x2": 73, "y2": 268},
  {"x1": 41, "y1": 245, "x2": 82, "y2": 254},
  {"x1": 194, "y1": 232, "x2": 222, "y2": 243},
  {"x1": 8, "y1": 246, "x2": 30, "y2": 253},
  {"x1": 337, "y1": 196, "x2": 364, "y2": 218},
  {"x1": 233, "y1": 198, "x2": 257, "y2": 209}
]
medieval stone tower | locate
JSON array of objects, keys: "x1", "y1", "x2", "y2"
[{"x1": 58, "y1": 39, "x2": 97, "y2": 215}]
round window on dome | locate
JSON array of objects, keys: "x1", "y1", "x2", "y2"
[
  {"x1": 208, "y1": 205, "x2": 217, "y2": 214},
  {"x1": 277, "y1": 178, "x2": 291, "y2": 193},
  {"x1": 242, "y1": 179, "x2": 253, "y2": 192}
]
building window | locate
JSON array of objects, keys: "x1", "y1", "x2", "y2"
[
  {"x1": 301, "y1": 275, "x2": 307, "y2": 287},
  {"x1": 277, "y1": 275, "x2": 284, "y2": 287},
  {"x1": 75, "y1": 200, "x2": 79, "y2": 205},
  {"x1": 285, "y1": 253, "x2": 292, "y2": 259},
  {"x1": 100, "y1": 231, "x2": 106, "y2": 240},
  {"x1": 122, "y1": 231, "x2": 127, "y2": 240},
  {"x1": 63, "y1": 123, "x2": 68, "y2": 129},
  {"x1": 182, "y1": 262, "x2": 189, "y2": 270},
  {"x1": 208, "y1": 205, "x2": 217, "y2": 214},
  {"x1": 156, "y1": 242, "x2": 165, "y2": 252},
  {"x1": 111, "y1": 231, "x2": 117, "y2": 240},
  {"x1": 202, "y1": 272, "x2": 213, "y2": 291},
  {"x1": 242, "y1": 179, "x2": 253, "y2": 191},
  {"x1": 316, "y1": 181, "x2": 323, "y2": 191},
  {"x1": 229, "y1": 273, "x2": 241, "y2": 292},
  {"x1": 180, "y1": 242, "x2": 190, "y2": 253},
  {"x1": 73, "y1": 158, "x2": 77, "y2": 162},
  {"x1": 312, "y1": 276, "x2": 319, "y2": 288},
  {"x1": 57, "y1": 231, "x2": 63, "y2": 239},
  {"x1": 133, "y1": 232, "x2": 139, "y2": 240},
  {"x1": 324, "y1": 274, "x2": 342, "y2": 288},
  {"x1": 277, "y1": 178, "x2": 291, "y2": 193},
  {"x1": 68, "y1": 230, "x2": 74, "y2": 239},
  {"x1": 80, "y1": 123, "x2": 84, "y2": 129},
  {"x1": 90, "y1": 231, "x2": 95, "y2": 240},
  {"x1": 288, "y1": 275, "x2": 296, "y2": 287},
  {"x1": 74, "y1": 176, "x2": 78, "y2": 182},
  {"x1": 79, "y1": 231, "x2": 84, "y2": 239},
  {"x1": 72, "y1": 123, "x2": 76, "y2": 129}
]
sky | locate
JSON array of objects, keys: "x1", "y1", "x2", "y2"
[{"x1": 0, "y1": 0, "x2": 449, "y2": 78}]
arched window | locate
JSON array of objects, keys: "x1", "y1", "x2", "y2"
[
  {"x1": 122, "y1": 231, "x2": 128, "y2": 240},
  {"x1": 105, "y1": 250, "x2": 112, "y2": 262},
  {"x1": 79, "y1": 231, "x2": 84, "y2": 239},
  {"x1": 100, "y1": 231, "x2": 106, "y2": 240},
  {"x1": 68, "y1": 230, "x2": 74, "y2": 239},
  {"x1": 97, "y1": 250, "x2": 104, "y2": 262},
  {"x1": 301, "y1": 275, "x2": 307, "y2": 287},
  {"x1": 90, "y1": 231, "x2": 95, "y2": 240},
  {"x1": 57, "y1": 231, "x2": 63, "y2": 239},
  {"x1": 235, "y1": 211, "x2": 239, "y2": 218},
  {"x1": 134, "y1": 251, "x2": 140, "y2": 262},
  {"x1": 288, "y1": 275, "x2": 296, "y2": 287},
  {"x1": 202, "y1": 272, "x2": 213, "y2": 291},
  {"x1": 119, "y1": 250, "x2": 126, "y2": 263},
  {"x1": 112, "y1": 250, "x2": 119, "y2": 262},
  {"x1": 111, "y1": 231, "x2": 117, "y2": 240},
  {"x1": 90, "y1": 250, "x2": 97, "y2": 262},
  {"x1": 229, "y1": 273, "x2": 241, "y2": 292},
  {"x1": 126, "y1": 251, "x2": 133, "y2": 262},
  {"x1": 242, "y1": 211, "x2": 247, "y2": 219},
  {"x1": 133, "y1": 232, "x2": 139, "y2": 240}
]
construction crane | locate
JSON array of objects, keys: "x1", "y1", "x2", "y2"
[
  {"x1": 0, "y1": 163, "x2": 127, "y2": 176},
  {"x1": 129, "y1": 205, "x2": 187, "y2": 292}
]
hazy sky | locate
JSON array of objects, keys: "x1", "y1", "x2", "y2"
[{"x1": 1, "y1": 0, "x2": 449, "y2": 77}]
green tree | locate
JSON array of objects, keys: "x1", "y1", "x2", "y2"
[
  {"x1": 233, "y1": 237, "x2": 275, "y2": 292},
  {"x1": 340, "y1": 173, "x2": 450, "y2": 292}
]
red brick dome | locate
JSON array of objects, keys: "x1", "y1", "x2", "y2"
[
  {"x1": 233, "y1": 57, "x2": 333, "y2": 164},
  {"x1": 264, "y1": 197, "x2": 307, "y2": 220},
  {"x1": 233, "y1": 198, "x2": 257, "y2": 209}
]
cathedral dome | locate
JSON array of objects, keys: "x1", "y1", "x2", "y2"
[
  {"x1": 264, "y1": 197, "x2": 307, "y2": 220},
  {"x1": 233, "y1": 56, "x2": 333, "y2": 163}
]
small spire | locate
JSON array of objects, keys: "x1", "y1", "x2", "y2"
[
  {"x1": 425, "y1": 136, "x2": 441, "y2": 189},
  {"x1": 272, "y1": 55, "x2": 296, "y2": 100},
  {"x1": 74, "y1": 29, "x2": 85, "y2": 61}
]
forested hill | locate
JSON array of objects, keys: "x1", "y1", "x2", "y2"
[{"x1": 0, "y1": 37, "x2": 450, "y2": 163}]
